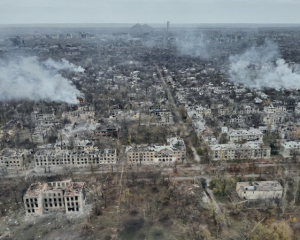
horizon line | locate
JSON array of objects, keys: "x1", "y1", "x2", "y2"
[{"x1": 1, "y1": 22, "x2": 300, "y2": 27}]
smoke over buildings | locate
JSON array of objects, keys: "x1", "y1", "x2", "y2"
[
  {"x1": 44, "y1": 58, "x2": 85, "y2": 73},
  {"x1": 175, "y1": 33, "x2": 210, "y2": 58},
  {"x1": 0, "y1": 56, "x2": 82, "y2": 103},
  {"x1": 229, "y1": 40, "x2": 300, "y2": 90}
]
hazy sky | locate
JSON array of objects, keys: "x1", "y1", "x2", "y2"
[{"x1": 0, "y1": 0, "x2": 300, "y2": 24}]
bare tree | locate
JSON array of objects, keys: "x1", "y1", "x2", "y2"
[{"x1": 292, "y1": 175, "x2": 300, "y2": 203}]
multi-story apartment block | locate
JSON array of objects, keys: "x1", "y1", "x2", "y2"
[
  {"x1": 126, "y1": 137, "x2": 186, "y2": 165},
  {"x1": 0, "y1": 148, "x2": 30, "y2": 172},
  {"x1": 210, "y1": 142, "x2": 270, "y2": 161},
  {"x1": 31, "y1": 112, "x2": 55, "y2": 123},
  {"x1": 54, "y1": 140, "x2": 94, "y2": 151},
  {"x1": 280, "y1": 141, "x2": 300, "y2": 158},
  {"x1": 94, "y1": 125, "x2": 119, "y2": 138},
  {"x1": 263, "y1": 112, "x2": 290, "y2": 125},
  {"x1": 24, "y1": 180, "x2": 85, "y2": 215},
  {"x1": 34, "y1": 149, "x2": 117, "y2": 167},
  {"x1": 218, "y1": 108, "x2": 230, "y2": 116},
  {"x1": 228, "y1": 128, "x2": 263, "y2": 142},
  {"x1": 263, "y1": 105, "x2": 286, "y2": 114},
  {"x1": 62, "y1": 107, "x2": 95, "y2": 122},
  {"x1": 149, "y1": 109, "x2": 174, "y2": 125}
]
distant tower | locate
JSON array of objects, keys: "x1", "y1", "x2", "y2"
[{"x1": 167, "y1": 21, "x2": 170, "y2": 32}]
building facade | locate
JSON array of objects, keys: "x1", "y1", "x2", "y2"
[
  {"x1": 210, "y1": 142, "x2": 270, "y2": 161},
  {"x1": 24, "y1": 180, "x2": 85, "y2": 215},
  {"x1": 0, "y1": 148, "x2": 30, "y2": 172},
  {"x1": 280, "y1": 141, "x2": 300, "y2": 158},
  {"x1": 126, "y1": 137, "x2": 186, "y2": 165},
  {"x1": 228, "y1": 128, "x2": 263, "y2": 142},
  {"x1": 35, "y1": 149, "x2": 117, "y2": 167}
]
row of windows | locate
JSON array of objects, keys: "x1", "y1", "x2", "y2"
[
  {"x1": 129, "y1": 155, "x2": 174, "y2": 158},
  {"x1": 67, "y1": 207, "x2": 79, "y2": 212},
  {"x1": 26, "y1": 203, "x2": 38, "y2": 208},
  {"x1": 37, "y1": 161, "x2": 114, "y2": 166},
  {"x1": 44, "y1": 192, "x2": 62, "y2": 197},
  {"x1": 215, "y1": 154, "x2": 267, "y2": 159},
  {"x1": 2, "y1": 164, "x2": 21, "y2": 167},
  {"x1": 35, "y1": 153, "x2": 115, "y2": 158},
  {"x1": 129, "y1": 159, "x2": 153, "y2": 161},
  {"x1": 36, "y1": 158, "x2": 114, "y2": 162},
  {"x1": 130, "y1": 153, "x2": 154, "y2": 156},
  {"x1": 129, "y1": 153, "x2": 184, "y2": 157},
  {"x1": 43, "y1": 196, "x2": 78, "y2": 202},
  {"x1": 0, "y1": 160, "x2": 21, "y2": 163},
  {"x1": 45, "y1": 203, "x2": 63, "y2": 207},
  {"x1": 44, "y1": 198, "x2": 62, "y2": 202},
  {"x1": 0, "y1": 157, "x2": 22, "y2": 160},
  {"x1": 129, "y1": 159, "x2": 177, "y2": 162},
  {"x1": 36, "y1": 156, "x2": 115, "y2": 160},
  {"x1": 25, "y1": 198, "x2": 38, "y2": 202}
]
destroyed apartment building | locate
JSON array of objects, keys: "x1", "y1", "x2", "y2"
[
  {"x1": 236, "y1": 181, "x2": 283, "y2": 200},
  {"x1": 0, "y1": 148, "x2": 31, "y2": 172},
  {"x1": 125, "y1": 137, "x2": 186, "y2": 165},
  {"x1": 24, "y1": 179, "x2": 85, "y2": 215},
  {"x1": 228, "y1": 128, "x2": 264, "y2": 142},
  {"x1": 62, "y1": 106, "x2": 95, "y2": 122},
  {"x1": 34, "y1": 148, "x2": 117, "y2": 167},
  {"x1": 280, "y1": 141, "x2": 300, "y2": 158},
  {"x1": 210, "y1": 142, "x2": 270, "y2": 161}
]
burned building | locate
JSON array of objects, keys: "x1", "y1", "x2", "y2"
[
  {"x1": 34, "y1": 148, "x2": 117, "y2": 167},
  {"x1": 125, "y1": 137, "x2": 186, "y2": 165},
  {"x1": 94, "y1": 125, "x2": 119, "y2": 138},
  {"x1": 0, "y1": 148, "x2": 30, "y2": 172},
  {"x1": 236, "y1": 181, "x2": 283, "y2": 200},
  {"x1": 24, "y1": 180, "x2": 85, "y2": 216}
]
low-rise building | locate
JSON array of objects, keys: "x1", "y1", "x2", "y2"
[
  {"x1": 24, "y1": 179, "x2": 85, "y2": 215},
  {"x1": 236, "y1": 181, "x2": 283, "y2": 200},
  {"x1": 126, "y1": 137, "x2": 186, "y2": 165}
]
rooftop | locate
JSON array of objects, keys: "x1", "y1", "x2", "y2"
[{"x1": 237, "y1": 181, "x2": 283, "y2": 192}]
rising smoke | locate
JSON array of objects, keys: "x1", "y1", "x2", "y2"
[
  {"x1": 229, "y1": 40, "x2": 300, "y2": 90},
  {"x1": 45, "y1": 58, "x2": 85, "y2": 73},
  {"x1": 0, "y1": 56, "x2": 83, "y2": 103},
  {"x1": 175, "y1": 33, "x2": 210, "y2": 58}
]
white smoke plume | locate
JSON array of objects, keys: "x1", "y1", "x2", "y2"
[
  {"x1": 45, "y1": 58, "x2": 85, "y2": 73},
  {"x1": 229, "y1": 40, "x2": 300, "y2": 90},
  {"x1": 0, "y1": 56, "x2": 82, "y2": 103}
]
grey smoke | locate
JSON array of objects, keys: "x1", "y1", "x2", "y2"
[
  {"x1": 175, "y1": 33, "x2": 210, "y2": 58},
  {"x1": 229, "y1": 40, "x2": 300, "y2": 90},
  {"x1": 0, "y1": 56, "x2": 82, "y2": 103},
  {"x1": 45, "y1": 58, "x2": 85, "y2": 73}
]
